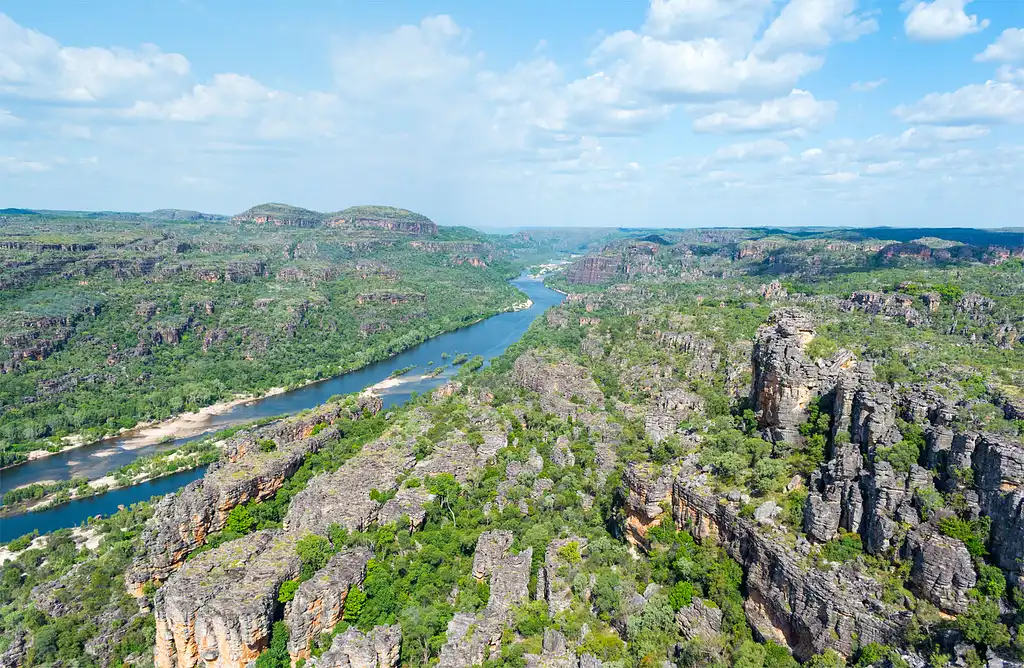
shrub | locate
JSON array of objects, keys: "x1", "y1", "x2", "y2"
[
  {"x1": 278, "y1": 580, "x2": 299, "y2": 603},
  {"x1": 939, "y1": 516, "x2": 990, "y2": 558},
  {"x1": 820, "y1": 531, "x2": 863, "y2": 563},
  {"x1": 258, "y1": 438, "x2": 277, "y2": 453},
  {"x1": 958, "y1": 595, "x2": 1010, "y2": 648}
]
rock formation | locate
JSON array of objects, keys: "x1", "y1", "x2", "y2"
[
  {"x1": 153, "y1": 531, "x2": 301, "y2": 668},
  {"x1": 285, "y1": 548, "x2": 373, "y2": 661},
  {"x1": 308, "y1": 625, "x2": 402, "y2": 668},
  {"x1": 130, "y1": 398, "x2": 380, "y2": 593},
  {"x1": 437, "y1": 531, "x2": 532, "y2": 668},
  {"x1": 750, "y1": 309, "x2": 853, "y2": 444}
]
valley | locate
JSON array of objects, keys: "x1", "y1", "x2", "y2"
[{"x1": 1, "y1": 212, "x2": 1023, "y2": 668}]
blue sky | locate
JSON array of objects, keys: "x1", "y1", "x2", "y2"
[{"x1": 1, "y1": 0, "x2": 1022, "y2": 228}]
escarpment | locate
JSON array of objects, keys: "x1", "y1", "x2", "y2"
[
  {"x1": 285, "y1": 548, "x2": 373, "y2": 661},
  {"x1": 129, "y1": 397, "x2": 382, "y2": 592},
  {"x1": 154, "y1": 530, "x2": 301, "y2": 668},
  {"x1": 150, "y1": 402, "x2": 509, "y2": 668},
  {"x1": 670, "y1": 467, "x2": 909, "y2": 660}
]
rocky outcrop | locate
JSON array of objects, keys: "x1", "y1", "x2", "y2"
[
  {"x1": 645, "y1": 388, "x2": 705, "y2": 443},
  {"x1": 130, "y1": 400, "x2": 379, "y2": 592},
  {"x1": 154, "y1": 530, "x2": 301, "y2": 668},
  {"x1": 841, "y1": 291, "x2": 925, "y2": 327},
  {"x1": 972, "y1": 434, "x2": 1024, "y2": 586},
  {"x1": 751, "y1": 310, "x2": 853, "y2": 444},
  {"x1": 438, "y1": 532, "x2": 532, "y2": 668},
  {"x1": 672, "y1": 470, "x2": 908, "y2": 661},
  {"x1": 513, "y1": 351, "x2": 605, "y2": 418},
  {"x1": 621, "y1": 463, "x2": 673, "y2": 549},
  {"x1": 308, "y1": 625, "x2": 402, "y2": 668},
  {"x1": 903, "y1": 524, "x2": 976, "y2": 613},
  {"x1": 286, "y1": 548, "x2": 373, "y2": 661},
  {"x1": 284, "y1": 436, "x2": 414, "y2": 535},
  {"x1": 524, "y1": 629, "x2": 593, "y2": 668},
  {"x1": 355, "y1": 292, "x2": 425, "y2": 305},
  {"x1": 232, "y1": 203, "x2": 323, "y2": 227},
  {"x1": 675, "y1": 598, "x2": 724, "y2": 642},
  {"x1": 537, "y1": 537, "x2": 588, "y2": 615},
  {"x1": 804, "y1": 441, "x2": 864, "y2": 542}
]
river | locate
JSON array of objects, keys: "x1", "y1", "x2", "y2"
[{"x1": 0, "y1": 275, "x2": 563, "y2": 539}]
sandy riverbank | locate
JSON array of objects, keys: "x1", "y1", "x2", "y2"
[{"x1": 1, "y1": 526, "x2": 100, "y2": 561}]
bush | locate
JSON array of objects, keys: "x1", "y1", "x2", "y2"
[
  {"x1": 667, "y1": 581, "x2": 695, "y2": 610},
  {"x1": 820, "y1": 531, "x2": 863, "y2": 564},
  {"x1": 278, "y1": 579, "x2": 299, "y2": 603},
  {"x1": 939, "y1": 516, "x2": 990, "y2": 558},
  {"x1": 6, "y1": 529, "x2": 38, "y2": 551},
  {"x1": 958, "y1": 595, "x2": 1010, "y2": 648},
  {"x1": 258, "y1": 438, "x2": 277, "y2": 452}
]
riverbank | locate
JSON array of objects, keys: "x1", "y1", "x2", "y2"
[{"x1": 0, "y1": 274, "x2": 564, "y2": 535}]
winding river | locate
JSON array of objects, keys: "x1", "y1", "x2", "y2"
[{"x1": 0, "y1": 275, "x2": 564, "y2": 539}]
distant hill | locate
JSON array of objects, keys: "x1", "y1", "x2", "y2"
[
  {"x1": 0, "y1": 208, "x2": 39, "y2": 215},
  {"x1": 232, "y1": 203, "x2": 438, "y2": 235},
  {"x1": 147, "y1": 209, "x2": 228, "y2": 222},
  {"x1": 231, "y1": 203, "x2": 324, "y2": 228}
]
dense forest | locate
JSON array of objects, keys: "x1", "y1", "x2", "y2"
[{"x1": 0, "y1": 207, "x2": 593, "y2": 467}]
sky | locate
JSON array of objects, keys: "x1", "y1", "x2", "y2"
[{"x1": 0, "y1": 0, "x2": 1022, "y2": 229}]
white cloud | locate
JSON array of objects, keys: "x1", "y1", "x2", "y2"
[
  {"x1": 712, "y1": 138, "x2": 790, "y2": 161},
  {"x1": 976, "y1": 28, "x2": 1024, "y2": 63},
  {"x1": 591, "y1": 30, "x2": 822, "y2": 100},
  {"x1": 996, "y1": 65, "x2": 1024, "y2": 85},
  {"x1": 0, "y1": 108, "x2": 21, "y2": 126},
  {"x1": 821, "y1": 171, "x2": 859, "y2": 183},
  {"x1": 126, "y1": 73, "x2": 340, "y2": 139},
  {"x1": 332, "y1": 15, "x2": 471, "y2": 98},
  {"x1": 0, "y1": 12, "x2": 189, "y2": 102},
  {"x1": 864, "y1": 160, "x2": 903, "y2": 175},
  {"x1": 754, "y1": 0, "x2": 878, "y2": 57},
  {"x1": 643, "y1": 0, "x2": 774, "y2": 41},
  {"x1": 0, "y1": 156, "x2": 48, "y2": 173},
  {"x1": 851, "y1": 77, "x2": 886, "y2": 92},
  {"x1": 903, "y1": 0, "x2": 989, "y2": 42},
  {"x1": 894, "y1": 81, "x2": 1024, "y2": 124},
  {"x1": 691, "y1": 89, "x2": 836, "y2": 133}
]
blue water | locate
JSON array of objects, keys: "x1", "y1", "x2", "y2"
[{"x1": 0, "y1": 276, "x2": 563, "y2": 539}]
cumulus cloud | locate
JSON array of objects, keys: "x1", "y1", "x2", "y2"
[
  {"x1": 711, "y1": 139, "x2": 790, "y2": 161},
  {"x1": 0, "y1": 12, "x2": 189, "y2": 102},
  {"x1": 126, "y1": 73, "x2": 340, "y2": 139},
  {"x1": 902, "y1": 0, "x2": 989, "y2": 42},
  {"x1": 976, "y1": 28, "x2": 1024, "y2": 63},
  {"x1": 332, "y1": 15, "x2": 471, "y2": 98},
  {"x1": 754, "y1": 0, "x2": 878, "y2": 57},
  {"x1": 851, "y1": 78, "x2": 886, "y2": 92},
  {"x1": 691, "y1": 89, "x2": 836, "y2": 133},
  {"x1": 643, "y1": 0, "x2": 774, "y2": 41},
  {"x1": 894, "y1": 81, "x2": 1024, "y2": 124}
]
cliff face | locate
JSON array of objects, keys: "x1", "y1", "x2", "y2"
[
  {"x1": 153, "y1": 531, "x2": 301, "y2": 668},
  {"x1": 564, "y1": 256, "x2": 621, "y2": 285},
  {"x1": 130, "y1": 398, "x2": 381, "y2": 593},
  {"x1": 308, "y1": 625, "x2": 402, "y2": 668},
  {"x1": 750, "y1": 309, "x2": 854, "y2": 444},
  {"x1": 437, "y1": 531, "x2": 532, "y2": 668},
  {"x1": 285, "y1": 548, "x2": 373, "y2": 661},
  {"x1": 668, "y1": 470, "x2": 909, "y2": 661}
]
